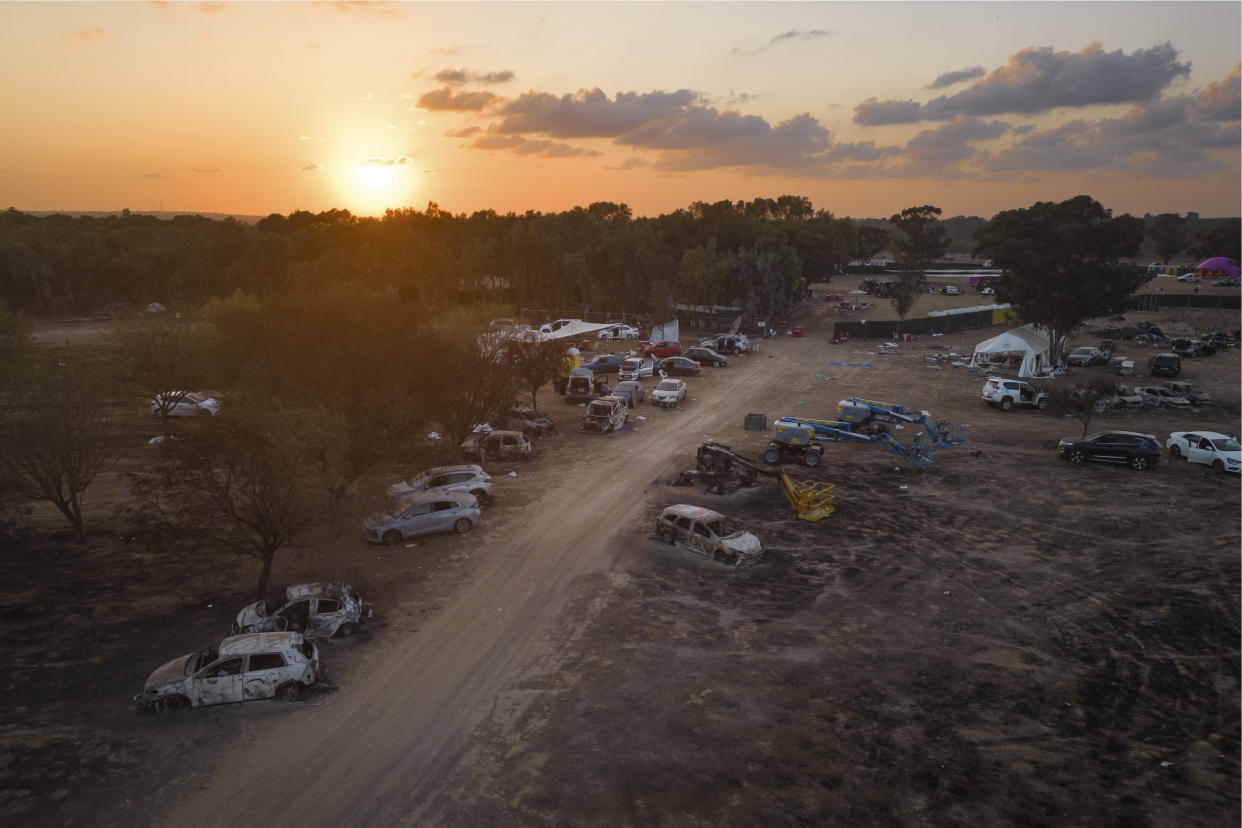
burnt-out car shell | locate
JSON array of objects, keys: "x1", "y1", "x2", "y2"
[
  {"x1": 134, "y1": 632, "x2": 320, "y2": 711},
  {"x1": 232, "y1": 582, "x2": 372, "y2": 639}
]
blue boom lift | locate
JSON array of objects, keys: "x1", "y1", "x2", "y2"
[{"x1": 763, "y1": 398, "x2": 968, "y2": 469}]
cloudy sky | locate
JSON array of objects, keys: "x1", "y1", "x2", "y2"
[{"x1": 1, "y1": 1, "x2": 1238, "y2": 219}]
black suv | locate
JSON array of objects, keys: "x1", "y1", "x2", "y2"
[{"x1": 1057, "y1": 430, "x2": 1161, "y2": 470}]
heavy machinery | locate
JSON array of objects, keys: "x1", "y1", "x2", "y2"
[
  {"x1": 763, "y1": 398, "x2": 968, "y2": 469},
  {"x1": 676, "y1": 442, "x2": 833, "y2": 521}
]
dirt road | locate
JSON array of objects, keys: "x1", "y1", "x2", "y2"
[{"x1": 165, "y1": 337, "x2": 813, "y2": 826}]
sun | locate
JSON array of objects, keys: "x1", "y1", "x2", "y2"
[
  {"x1": 354, "y1": 162, "x2": 395, "y2": 194},
  {"x1": 336, "y1": 156, "x2": 417, "y2": 215}
]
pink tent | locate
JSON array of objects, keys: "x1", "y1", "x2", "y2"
[{"x1": 1195, "y1": 257, "x2": 1239, "y2": 281}]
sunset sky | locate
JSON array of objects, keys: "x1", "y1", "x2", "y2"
[{"x1": 2, "y1": 1, "x2": 1238, "y2": 220}]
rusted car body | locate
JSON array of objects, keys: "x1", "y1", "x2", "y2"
[
  {"x1": 655, "y1": 504, "x2": 763, "y2": 566},
  {"x1": 134, "y1": 632, "x2": 320, "y2": 712},
  {"x1": 460, "y1": 430, "x2": 532, "y2": 461},
  {"x1": 582, "y1": 395, "x2": 628, "y2": 433},
  {"x1": 232, "y1": 582, "x2": 372, "y2": 639}
]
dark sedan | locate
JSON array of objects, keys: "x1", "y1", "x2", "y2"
[
  {"x1": 1171, "y1": 338, "x2": 1216, "y2": 358},
  {"x1": 658, "y1": 356, "x2": 702, "y2": 376},
  {"x1": 683, "y1": 346, "x2": 729, "y2": 367},
  {"x1": 1056, "y1": 430, "x2": 1161, "y2": 470},
  {"x1": 580, "y1": 353, "x2": 626, "y2": 374}
]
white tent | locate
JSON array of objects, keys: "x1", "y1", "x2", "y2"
[
  {"x1": 970, "y1": 324, "x2": 1057, "y2": 378},
  {"x1": 537, "y1": 320, "x2": 614, "y2": 342}
]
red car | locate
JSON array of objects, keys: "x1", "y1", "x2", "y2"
[{"x1": 641, "y1": 339, "x2": 683, "y2": 359}]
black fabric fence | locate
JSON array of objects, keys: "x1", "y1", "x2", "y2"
[
  {"x1": 1130, "y1": 293, "x2": 1240, "y2": 312},
  {"x1": 831, "y1": 308, "x2": 1002, "y2": 341}
]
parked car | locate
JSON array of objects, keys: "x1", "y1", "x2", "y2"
[
  {"x1": 387, "y1": 464, "x2": 493, "y2": 505},
  {"x1": 1165, "y1": 431, "x2": 1241, "y2": 473},
  {"x1": 1171, "y1": 338, "x2": 1216, "y2": 358},
  {"x1": 1134, "y1": 386, "x2": 1191, "y2": 409},
  {"x1": 1176, "y1": 273, "x2": 1202, "y2": 283},
  {"x1": 981, "y1": 377, "x2": 1048, "y2": 411},
  {"x1": 618, "y1": 356, "x2": 655, "y2": 380},
  {"x1": 698, "y1": 333, "x2": 750, "y2": 355},
  {"x1": 232, "y1": 582, "x2": 372, "y2": 639},
  {"x1": 581, "y1": 353, "x2": 626, "y2": 375},
  {"x1": 363, "y1": 492, "x2": 481, "y2": 545},
  {"x1": 134, "y1": 632, "x2": 320, "y2": 712},
  {"x1": 1147, "y1": 352, "x2": 1181, "y2": 377},
  {"x1": 683, "y1": 346, "x2": 729, "y2": 368},
  {"x1": 597, "y1": 323, "x2": 640, "y2": 342},
  {"x1": 978, "y1": 287, "x2": 996, "y2": 296},
  {"x1": 582, "y1": 395, "x2": 628, "y2": 433},
  {"x1": 612, "y1": 380, "x2": 645, "y2": 407},
  {"x1": 1134, "y1": 333, "x2": 1168, "y2": 347},
  {"x1": 565, "y1": 367, "x2": 598, "y2": 403},
  {"x1": 1160, "y1": 381, "x2": 1211, "y2": 405},
  {"x1": 651, "y1": 378, "x2": 688, "y2": 409},
  {"x1": 1057, "y1": 430, "x2": 1161, "y2": 470},
  {"x1": 658, "y1": 356, "x2": 701, "y2": 376},
  {"x1": 1214, "y1": 278, "x2": 1239, "y2": 287},
  {"x1": 151, "y1": 391, "x2": 221, "y2": 418},
  {"x1": 943, "y1": 285, "x2": 961, "y2": 295},
  {"x1": 506, "y1": 407, "x2": 557, "y2": 437},
  {"x1": 641, "y1": 339, "x2": 683, "y2": 359},
  {"x1": 460, "y1": 430, "x2": 532, "y2": 462},
  {"x1": 1066, "y1": 346, "x2": 1110, "y2": 366},
  {"x1": 655, "y1": 504, "x2": 763, "y2": 567}
]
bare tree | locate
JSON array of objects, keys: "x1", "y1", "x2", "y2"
[
  {"x1": 143, "y1": 412, "x2": 329, "y2": 599},
  {"x1": 0, "y1": 353, "x2": 117, "y2": 543},
  {"x1": 1046, "y1": 379, "x2": 1117, "y2": 436},
  {"x1": 502, "y1": 335, "x2": 565, "y2": 410},
  {"x1": 113, "y1": 312, "x2": 208, "y2": 440},
  {"x1": 889, "y1": 272, "x2": 927, "y2": 333}
]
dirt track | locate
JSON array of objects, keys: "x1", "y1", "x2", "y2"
[{"x1": 4, "y1": 283, "x2": 1239, "y2": 826}]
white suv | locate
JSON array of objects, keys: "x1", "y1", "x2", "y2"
[
  {"x1": 387, "y1": 464, "x2": 493, "y2": 505},
  {"x1": 982, "y1": 377, "x2": 1048, "y2": 411}
]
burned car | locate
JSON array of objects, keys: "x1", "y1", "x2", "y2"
[
  {"x1": 460, "y1": 429, "x2": 532, "y2": 461},
  {"x1": 655, "y1": 504, "x2": 763, "y2": 566},
  {"x1": 232, "y1": 582, "x2": 372, "y2": 639},
  {"x1": 134, "y1": 632, "x2": 320, "y2": 712},
  {"x1": 582, "y1": 395, "x2": 628, "y2": 433},
  {"x1": 506, "y1": 407, "x2": 558, "y2": 437}
]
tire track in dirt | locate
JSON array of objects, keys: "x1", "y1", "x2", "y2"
[{"x1": 165, "y1": 337, "x2": 823, "y2": 827}]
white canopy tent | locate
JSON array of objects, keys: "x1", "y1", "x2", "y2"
[
  {"x1": 537, "y1": 320, "x2": 614, "y2": 342},
  {"x1": 970, "y1": 324, "x2": 1059, "y2": 378}
]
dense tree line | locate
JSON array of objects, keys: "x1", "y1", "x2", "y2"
[{"x1": 0, "y1": 198, "x2": 860, "y2": 322}]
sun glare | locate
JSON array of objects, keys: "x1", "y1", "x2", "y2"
[{"x1": 338, "y1": 157, "x2": 417, "y2": 215}]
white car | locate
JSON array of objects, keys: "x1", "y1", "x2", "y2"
[
  {"x1": 1165, "y1": 431, "x2": 1241, "y2": 473},
  {"x1": 134, "y1": 632, "x2": 320, "y2": 711},
  {"x1": 1134, "y1": 386, "x2": 1190, "y2": 409},
  {"x1": 539, "y1": 318, "x2": 582, "y2": 335},
  {"x1": 651, "y1": 378, "x2": 688, "y2": 409},
  {"x1": 618, "y1": 356, "x2": 655, "y2": 380},
  {"x1": 597, "y1": 323, "x2": 639, "y2": 342},
  {"x1": 151, "y1": 391, "x2": 221, "y2": 417},
  {"x1": 232, "y1": 582, "x2": 372, "y2": 639},
  {"x1": 386, "y1": 464, "x2": 493, "y2": 505}
]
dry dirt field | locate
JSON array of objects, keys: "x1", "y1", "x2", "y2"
[{"x1": 2, "y1": 278, "x2": 1239, "y2": 827}]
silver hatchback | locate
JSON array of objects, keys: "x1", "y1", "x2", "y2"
[{"x1": 363, "y1": 492, "x2": 481, "y2": 545}]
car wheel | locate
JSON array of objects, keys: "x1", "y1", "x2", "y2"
[
  {"x1": 275, "y1": 682, "x2": 305, "y2": 702},
  {"x1": 159, "y1": 695, "x2": 191, "y2": 713},
  {"x1": 804, "y1": 449, "x2": 822, "y2": 467},
  {"x1": 1130, "y1": 455, "x2": 1150, "y2": 471},
  {"x1": 660, "y1": 529, "x2": 674, "y2": 544},
  {"x1": 337, "y1": 622, "x2": 356, "y2": 637},
  {"x1": 763, "y1": 446, "x2": 781, "y2": 464},
  {"x1": 470, "y1": 489, "x2": 489, "y2": 507},
  {"x1": 712, "y1": 360, "x2": 720, "y2": 367},
  {"x1": 453, "y1": 518, "x2": 473, "y2": 534},
  {"x1": 1169, "y1": 445, "x2": 1182, "y2": 459},
  {"x1": 381, "y1": 529, "x2": 402, "y2": 546},
  {"x1": 1000, "y1": 397, "x2": 1014, "y2": 411},
  {"x1": 1211, "y1": 459, "x2": 1224, "y2": 472},
  {"x1": 1069, "y1": 449, "x2": 1087, "y2": 465},
  {"x1": 1037, "y1": 398, "x2": 1049, "y2": 410}
]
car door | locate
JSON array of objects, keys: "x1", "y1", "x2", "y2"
[
  {"x1": 276, "y1": 599, "x2": 312, "y2": 633},
  {"x1": 192, "y1": 657, "x2": 245, "y2": 706},
  {"x1": 1088, "y1": 434, "x2": 1122, "y2": 462},
  {"x1": 1185, "y1": 437, "x2": 1214, "y2": 466},
  {"x1": 243, "y1": 652, "x2": 289, "y2": 700},
  {"x1": 398, "y1": 502, "x2": 434, "y2": 537},
  {"x1": 428, "y1": 500, "x2": 459, "y2": 533},
  {"x1": 671, "y1": 515, "x2": 694, "y2": 544},
  {"x1": 687, "y1": 519, "x2": 718, "y2": 557},
  {"x1": 308, "y1": 597, "x2": 344, "y2": 638}
]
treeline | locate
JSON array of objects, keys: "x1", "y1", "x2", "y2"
[{"x1": 0, "y1": 197, "x2": 859, "y2": 321}]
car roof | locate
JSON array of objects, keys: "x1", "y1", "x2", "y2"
[
  {"x1": 1086, "y1": 430, "x2": 1158, "y2": 440},
  {"x1": 286, "y1": 581, "x2": 352, "y2": 601},
  {"x1": 595, "y1": 395, "x2": 627, "y2": 403},
  {"x1": 1172, "y1": 431, "x2": 1231, "y2": 440},
  {"x1": 415, "y1": 464, "x2": 485, "y2": 479},
  {"x1": 662, "y1": 504, "x2": 726, "y2": 521},
  {"x1": 219, "y1": 632, "x2": 304, "y2": 655}
]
